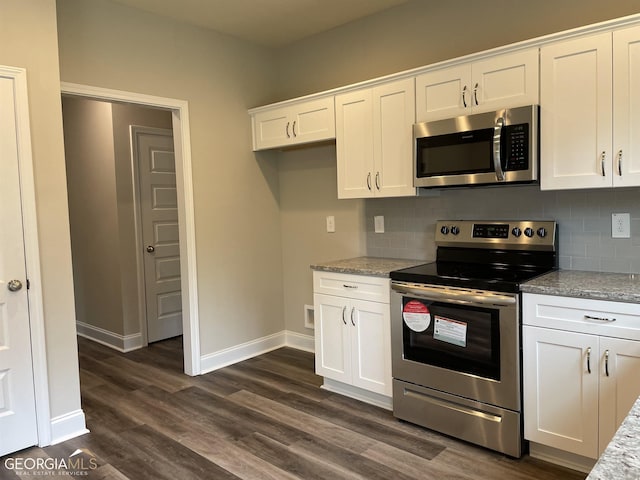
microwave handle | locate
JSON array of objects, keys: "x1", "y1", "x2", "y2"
[{"x1": 493, "y1": 116, "x2": 505, "y2": 181}]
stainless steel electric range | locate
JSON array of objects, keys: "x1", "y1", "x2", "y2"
[{"x1": 390, "y1": 219, "x2": 557, "y2": 458}]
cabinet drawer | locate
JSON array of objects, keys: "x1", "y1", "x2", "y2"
[
  {"x1": 313, "y1": 271, "x2": 390, "y2": 303},
  {"x1": 523, "y1": 293, "x2": 640, "y2": 340}
]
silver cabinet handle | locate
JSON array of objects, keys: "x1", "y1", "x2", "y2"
[
  {"x1": 292, "y1": 120, "x2": 297, "y2": 137},
  {"x1": 341, "y1": 306, "x2": 347, "y2": 325},
  {"x1": 375, "y1": 172, "x2": 381, "y2": 190},
  {"x1": 600, "y1": 151, "x2": 606, "y2": 176},
  {"x1": 587, "y1": 347, "x2": 592, "y2": 374},
  {"x1": 350, "y1": 307, "x2": 356, "y2": 326},
  {"x1": 617, "y1": 150, "x2": 623, "y2": 176},
  {"x1": 366, "y1": 172, "x2": 372, "y2": 191},
  {"x1": 286, "y1": 121, "x2": 291, "y2": 138},
  {"x1": 473, "y1": 82, "x2": 479, "y2": 105},
  {"x1": 585, "y1": 314, "x2": 616, "y2": 322},
  {"x1": 493, "y1": 116, "x2": 505, "y2": 181},
  {"x1": 605, "y1": 349, "x2": 610, "y2": 377},
  {"x1": 462, "y1": 85, "x2": 468, "y2": 108},
  {"x1": 7, "y1": 279, "x2": 23, "y2": 292},
  {"x1": 146, "y1": 245, "x2": 155, "y2": 253}
]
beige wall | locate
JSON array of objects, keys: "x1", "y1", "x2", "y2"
[
  {"x1": 63, "y1": 97, "x2": 173, "y2": 338},
  {"x1": 0, "y1": 0, "x2": 81, "y2": 419},
  {"x1": 274, "y1": 0, "x2": 640, "y2": 335},
  {"x1": 57, "y1": 0, "x2": 283, "y2": 354}
]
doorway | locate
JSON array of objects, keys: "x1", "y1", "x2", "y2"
[{"x1": 60, "y1": 83, "x2": 200, "y2": 376}]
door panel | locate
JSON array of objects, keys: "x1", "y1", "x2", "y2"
[
  {"x1": 0, "y1": 74, "x2": 38, "y2": 455},
  {"x1": 135, "y1": 128, "x2": 182, "y2": 343}
]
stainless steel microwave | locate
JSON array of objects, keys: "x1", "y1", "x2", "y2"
[{"x1": 414, "y1": 105, "x2": 539, "y2": 188}]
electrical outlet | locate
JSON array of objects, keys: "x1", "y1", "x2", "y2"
[
  {"x1": 374, "y1": 215, "x2": 385, "y2": 233},
  {"x1": 326, "y1": 215, "x2": 335, "y2": 233},
  {"x1": 612, "y1": 213, "x2": 631, "y2": 238}
]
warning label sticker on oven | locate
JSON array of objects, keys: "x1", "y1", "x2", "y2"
[
  {"x1": 433, "y1": 315, "x2": 467, "y2": 347},
  {"x1": 402, "y1": 300, "x2": 431, "y2": 332}
]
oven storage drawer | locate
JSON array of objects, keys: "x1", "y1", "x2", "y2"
[
  {"x1": 312, "y1": 271, "x2": 390, "y2": 303},
  {"x1": 393, "y1": 379, "x2": 523, "y2": 458}
]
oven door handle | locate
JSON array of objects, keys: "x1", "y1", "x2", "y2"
[{"x1": 391, "y1": 282, "x2": 517, "y2": 306}]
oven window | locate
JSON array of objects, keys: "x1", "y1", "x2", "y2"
[
  {"x1": 402, "y1": 297, "x2": 500, "y2": 380},
  {"x1": 416, "y1": 128, "x2": 493, "y2": 177}
]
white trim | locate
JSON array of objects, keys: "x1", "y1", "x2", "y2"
[
  {"x1": 248, "y1": 13, "x2": 640, "y2": 113},
  {"x1": 322, "y1": 378, "x2": 392, "y2": 410},
  {"x1": 200, "y1": 332, "x2": 286, "y2": 374},
  {"x1": 76, "y1": 322, "x2": 143, "y2": 353},
  {"x1": 1, "y1": 66, "x2": 52, "y2": 447},
  {"x1": 49, "y1": 410, "x2": 90, "y2": 446},
  {"x1": 60, "y1": 82, "x2": 201, "y2": 376},
  {"x1": 529, "y1": 442, "x2": 595, "y2": 474},
  {"x1": 285, "y1": 330, "x2": 314, "y2": 353}
]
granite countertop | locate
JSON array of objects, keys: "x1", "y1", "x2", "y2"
[
  {"x1": 310, "y1": 256, "x2": 425, "y2": 278},
  {"x1": 521, "y1": 270, "x2": 640, "y2": 304},
  {"x1": 587, "y1": 396, "x2": 640, "y2": 479}
]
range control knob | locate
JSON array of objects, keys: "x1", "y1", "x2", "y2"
[
  {"x1": 440, "y1": 225, "x2": 449, "y2": 235},
  {"x1": 451, "y1": 226, "x2": 460, "y2": 235},
  {"x1": 511, "y1": 227, "x2": 522, "y2": 238},
  {"x1": 537, "y1": 227, "x2": 547, "y2": 238},
  {"x1": 524, "y1": 227, "x2": 534, "y2": 238}
]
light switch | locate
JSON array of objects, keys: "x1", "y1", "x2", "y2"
[{"x1": 374, "y1": 215, "x2": 385, "y2": 233}]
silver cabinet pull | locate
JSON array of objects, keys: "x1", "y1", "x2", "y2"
[
  {"x1": 146, "y1": 245, "x2": 155, "y2": 253},
  {"x1": 286, "y1": 121, "x2": 291, "y2": 138},
  {"x1": 375, "y1": 172, "x2": 381, "y2": 190},
  {"x1": 493, "y1": 116, "x2": 505, "y2": 181},
  {"x1": 605, "y1": 350, "x2": 610, "y2": 377},
  {"x1": 350, "y1": 307, "x2": 356, "y2": 326},
  {"x1": 462, "y1": 85, "x2": 468, "y2": 108},
  {"x1": 587, "y1": 346, "x2": 592, "y2": 374},
  {"x1": 292, "y1": 121, "x2": 297, "y2": 137},
  {"x1": 617, "y1": 150, "x2": 623, "y2": 176},
  {"x1": 366, "y1": 172, "x2": 372, "y2": 191},
  {"x1": 473, "y1": 82, "x2": 479, "y2": 105},
  {"x1": 584, "y1": 314, "x2": 616, "y2": 322},
  {"x1": 341, "y1": 306, "x2": 347, "y2": 325},
  {"x1": 7, "y1": 279, "x2": 23, "y2": 292},
  {"x1": 600, "y1": 151, "x2": 606, "y2": 176}
]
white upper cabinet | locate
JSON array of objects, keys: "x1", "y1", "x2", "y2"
[
  {"x1": 336, "y1": 78, "x2": 416, "y2": 199},
  {"x1": 251, "y1": 96, "x2": 335, "y2": 151},
  {"x1": 415, "y1": 48, "x2": 539, "y2": 122},
  {"x1": 540, "y1": 25, "x2": 640, "y2": 189}
]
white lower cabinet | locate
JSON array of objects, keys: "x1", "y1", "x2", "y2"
[
  {"x1": 523, "y1": 293, "x2": 640, "y2": 459},
  {"x1": 313, "y1": 271, "x2": 392, "y2": 399}
]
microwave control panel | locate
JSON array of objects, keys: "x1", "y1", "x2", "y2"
[{"x1": 503, "y1": 124, "x2": 529, "y2": 171}]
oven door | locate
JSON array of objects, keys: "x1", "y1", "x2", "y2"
[{"x1": 390, "y1": 281, "x2": 520, "y2": 411}]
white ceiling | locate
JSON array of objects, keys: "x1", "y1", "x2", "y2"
[{"x1": 108, "y1": 0, "x2": 411, "y2": 48}]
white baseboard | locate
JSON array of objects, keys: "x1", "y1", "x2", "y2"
[
  {"x1": 322, "y1": 378, "x2": 393, "y2": 410},
  {"x1": 76, "y1": 321, "x2": 143, "y2": 353},
  {"x1": 49, "y1": 409, "x2": 90, "y2": 445},
  {"x1": 200, "y1": 330, "x2": 315, "y2": 374},
  {"x1": 529, "y1": 442, "x2": 595, "y2": 473}
]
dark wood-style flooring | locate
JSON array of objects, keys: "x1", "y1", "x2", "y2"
[{"x1": 1, "y1": 337, "x2": 585, "y2": 479}]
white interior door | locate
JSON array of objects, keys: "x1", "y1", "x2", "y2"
[
  {"x1": 0, "y1": 74, "x2": 38, "y2": 455},
  {"x1": 134, "y1": 127, "x2": 182, "y2": 343}
]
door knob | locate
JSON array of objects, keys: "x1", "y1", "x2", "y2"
[
  {"x1": 7, "y1": 279, "x2": 23, "y2": 292},
  {"x1": 146, "y1": 245, "x2": 155, "y2": 253}
]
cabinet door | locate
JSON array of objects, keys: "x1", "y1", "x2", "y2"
[
  {"x1": 613, "y1": 25, "x2": 640, "y2": 187},
  {"x1": 540, "y1": 33, "x2": 613, "y2": 190},
  {"x1": 313, "y1": 293, "x2": 351, "y2": 384},
  {"x1": 598, "y1": 337, "x2": 640, "y2": 454},
  {"x1": 252, "y1": 107, "x2": 290, "y2": 150},
  {"x1": 290, "y1": 97, "x2": 336, "y2": 146},
  {"x1": 336, "y1": 89, "x2": 374, "y2": 199},
  {"x1": 472, "y1": 48, "x2": 539, "y2": 114},
  {"x1": 415, "y1": 65, "x2": 470, "y2": 122},
  {"x1": 523, "y1": 326, "x2": 599, "y2": 458},
  {"x1": 373, "y1": 78, "x2": 416, "y2": 197},
  {"x1": 350, "y1": 299, "x2": 391, "y2": 396}
]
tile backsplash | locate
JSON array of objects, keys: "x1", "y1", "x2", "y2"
[{"x1": 365, "y1": 185, "x2": 640, "y2": 274}]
